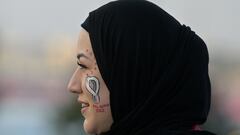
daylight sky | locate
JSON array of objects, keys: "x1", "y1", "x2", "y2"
[{"x1": 1, "y1": 0, "x2": 240, "y2": 55}]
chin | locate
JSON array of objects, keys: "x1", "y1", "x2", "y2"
[{"x1": 83, "y1": 119, "x2": 98, "y2": 134}]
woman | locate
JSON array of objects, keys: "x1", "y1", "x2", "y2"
[{"x1": 68, "y1": 0, "x2": 216, "y2": 135}]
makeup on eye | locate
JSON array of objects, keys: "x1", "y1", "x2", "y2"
[{"x1": 77, "y1": 60, "x2": 88, "y2": 69}]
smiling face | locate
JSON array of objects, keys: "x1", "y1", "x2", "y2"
[{"x1": 68, "y1": 28, "x2": 113, "y2": 134}]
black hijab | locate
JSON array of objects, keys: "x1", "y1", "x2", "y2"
[{"x1": 81, "y1": 0, "x2": 215, "y2": 135}]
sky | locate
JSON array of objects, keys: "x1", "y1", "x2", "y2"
[{"x1": 1, "y1": 0, "x2": 240, "y2": 45}]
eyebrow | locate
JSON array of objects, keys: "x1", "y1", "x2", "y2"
[{"x1": 77, "y1": 53, "x2": 89, "y2": 60}]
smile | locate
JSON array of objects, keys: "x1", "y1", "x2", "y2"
[
  {"x1": 81, "y1": 102, "x2": 90, "y2": 114},
  {"x1": 81, "y1": 102, "x2": 89, "y2": 108}
]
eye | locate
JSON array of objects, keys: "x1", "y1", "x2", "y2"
[{"x1": 77, "y1": 61, "x2": 87, "y2": 69}]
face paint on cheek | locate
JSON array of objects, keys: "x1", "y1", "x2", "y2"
[
  {"x1": 85, "y1": 76, "x2": 100, "y2": 103},
  {"x1": 93, "y1": 104, "x2": 110, "y2": 112}
]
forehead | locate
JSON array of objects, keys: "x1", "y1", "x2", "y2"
[{"x1": 77, "y1": 28, "x2": 92, "y2": 52}]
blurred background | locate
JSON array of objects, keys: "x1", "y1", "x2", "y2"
[{"x1": 0, "y1": 0, "x2": 240, "y2": 135}]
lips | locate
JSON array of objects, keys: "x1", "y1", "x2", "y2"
[
  {"x1": 79, "y1": 100, "x2": 90, "y2": 114},
  {"x1": 81, "y1": 102, "x2": 89, "y2": 108}
]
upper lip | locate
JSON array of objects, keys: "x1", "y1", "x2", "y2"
[{"x1": 78, "y1": 99, "x2": 89, "y2": 106}]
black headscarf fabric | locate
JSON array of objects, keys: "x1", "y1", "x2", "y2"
[{"x1": 81, "y1": 0, "x2": 215, "y2": 135}]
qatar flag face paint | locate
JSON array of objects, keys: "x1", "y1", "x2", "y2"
[{"x1": 85, "y1": 76, "x2": 100, "y2": 103}]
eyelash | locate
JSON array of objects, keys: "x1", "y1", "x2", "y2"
[{"x1": 77, "y1": 61, "x2": 87, "y2": 69}]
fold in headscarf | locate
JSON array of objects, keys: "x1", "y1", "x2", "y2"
[{"x1": 81, "y1": 0, "x2": 215, "y2": 135}]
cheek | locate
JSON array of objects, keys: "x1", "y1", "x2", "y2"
[
  {"x1": 81, "y1": 73, "x2": 93, "y2": 99},
  {"x1": 91, "y1": 80, "x2": 111, "y2": 114},
  {"x1": 82, "y1": 68, "x2": 110, "y2": 105},
  {"x1": 86, "y1": 76, "x2": 101, "y2": 103},
  {"x1": 82, "y1": 72, "x2": 112, "y2": 134},
  {"x1": 81, "y1": 71, "x2": 102, "y2": 103},
  {"x1": 99, "y1": 80, "x2": 110, "y2": 103}
]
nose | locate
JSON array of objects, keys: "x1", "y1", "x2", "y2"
[{"x1": 67, "y1": 69, "x2": 83, "y2": 94}]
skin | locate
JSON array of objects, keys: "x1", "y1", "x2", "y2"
[{"x1": 68, "y1": 28, "x2": 113, "y2": 135}]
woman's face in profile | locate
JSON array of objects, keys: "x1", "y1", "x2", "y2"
[{"x1": 68, "y1": 28, "x2": 113, "y2": 134}]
